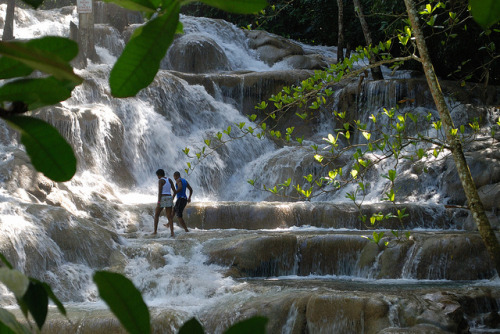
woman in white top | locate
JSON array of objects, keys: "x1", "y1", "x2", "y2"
[{"x1": 153, "y1": 169, "x2": 176, "y2": 236}]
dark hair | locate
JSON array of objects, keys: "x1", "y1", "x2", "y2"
[
  {"x1": 174, "y1": 171, "x2": 181, "y2": 177},
  {"x1": 156, "y1": 169, "x2": 165, "y2": 177}
]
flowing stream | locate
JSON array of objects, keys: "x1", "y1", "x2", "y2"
[{"x1": 0, "y1": 4, "x2": 499, "y2": 333}]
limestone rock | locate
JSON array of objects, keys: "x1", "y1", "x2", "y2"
[
  {"x1": 94, "y1": 24, "x2": 124, "y2": 56},
  {"x1": 414, "y1": 234, "x2": 494, "y2": 280},
  {"x1": 244, "y1": 30, "x2": 304, "y2": 66},
  {"x1": 279, "y1": 54, "x2": 329, "y2": 70},
  {"x1": 204, "y1": 234, "x2": 298, "y2": 277},
  {"x1": 94, "y1": 1, "x2": 143, "y2": 33},
  {"x1": 306, "y1": 294, "x2": 390, "y2": 334},
  {"x1": 298, "y1": 235, "x2": 368, "y2": 276},
  {"x1": 477, "y1": 182, "x2": 500, "y2": 211},
  {"x1": 441, "y1": 141, "x2": 500, "y2": 205},
  {"x1": 463, "y1": 210, "x2": 499, "y2": 231},
  {"x1": 165, "y1": 35, "x2": 231, "y2": 73}
]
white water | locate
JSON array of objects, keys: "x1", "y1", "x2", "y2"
[
  {"x1": 1, "y1": 4, "x2": 499, "y2": 332},
  {"x1": 0, "y1": 4, "x2": 469, "y2": 205},
  {"x1": 0, "y1": 5, "x2": 300, "y2": 316}
]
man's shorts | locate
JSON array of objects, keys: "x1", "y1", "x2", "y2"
[
  {"x1": 159, "y1": 195, "x2": 173, "y2": 208},
  {"x1": 174, "y1": 198, "x2": 188, "y2": 217}
]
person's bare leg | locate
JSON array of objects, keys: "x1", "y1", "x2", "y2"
[
  {"x1": 178, "y1": 217, "x2": 189, "y2": 232},
  {"x1": 164, "y1": 207, "x2": 174, "y2": 237},
  {"x1": 153, "y1": 207, "x2": 162, "y2": 234}
]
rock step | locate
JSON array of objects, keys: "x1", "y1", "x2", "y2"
[
  {"x1": 124, "y1": 230, "x2": 497, "y2": 281},
  {"x1": 39, "y1": 283, "x2": 500, "y2": 334},
  {"x1": 179, "y1": 201, "x2": 475, "y2": 231}
]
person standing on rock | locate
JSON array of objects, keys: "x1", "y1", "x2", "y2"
[
  {"x1": 166, "y1": 171, "x2": 192, "y2": 234},
  {"x1": 153, "y1": 169, "x2": 176, "y2": 236}
]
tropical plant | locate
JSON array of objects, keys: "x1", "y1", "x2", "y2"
[{"x1": 183, "y1": 0, "x2": 500, "y2": 269}]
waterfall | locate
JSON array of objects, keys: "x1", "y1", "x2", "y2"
[{"x1": 0, "y1": 3, "x2": 499, "y2": 333}]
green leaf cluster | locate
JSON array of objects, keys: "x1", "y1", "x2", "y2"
[
  {"x1": 0, "y1": 36, "x2": 80, "y2": 182},
  {"x1": 0, "y1": 256, "x2": 66, "y2": 333}
]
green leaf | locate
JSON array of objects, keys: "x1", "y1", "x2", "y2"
[
  {"x1": 0, "y1": 40, "x2": 81, "y2": 84},
  {"x1": 26, "y1": 36, "x2": 79, "y2": 62},
  {"x1": 179, "y1": 317, "x2": 204, "y2": 334},
  {"x1": 224, "y1": 316, "x2": 268, "y2": 334},
  {"x1": 372, "y1": 231, "x2": 384, "y2": 244},
  {"x1": 0, "y1": 57, "x2": 34, "y2": 79},
  {"x1": 351, "y1": 169, "x2": 358, "y2": 179},
  {"x1": 101, "y1": 0, "x2": 156, "y2": 12},
  {"x1": 0, "y1": 268, "x2": 29, "y2": 298},
  {"x1": 29, "y1": 278, "x2": 66, "y2": 317},
  {"x1": 0, "y1": 77, "x2": 76, "y2": 110},
  {"x1": 0, "y1": 36, "x2": 78, "y2": 80},
  {"x1": 0, "y1": 308, "x2": 31, "y2": 334},
  {"x1": 21, "y1": 281, "x2": 48, "y2": 330},
  {"x1": 4, "y1": 116, "x2": 77, "y2": 182},
  {"x1": 93, "y1": 271, "x2": 151, "y2": 334},
  {"x1": 0, "y1": 37, "x2": 79, "y2": 80},
  {"x1": 110, "y1": 3, "x2": 180, "y2": 97},
  {"x1": 470, "y1": 0, "x2": 500, "y2": 28},
  {"x1": 199, "y1": 0, "x2": 267, "y2": 14}
]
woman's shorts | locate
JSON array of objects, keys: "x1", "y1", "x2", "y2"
[{"x1": 160, "y1": 195, "x2": 173, "y2": 208}]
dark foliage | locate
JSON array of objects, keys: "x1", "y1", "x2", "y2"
[{"x1": 182, "y1": 0, "x2": 500, "y2": 85}]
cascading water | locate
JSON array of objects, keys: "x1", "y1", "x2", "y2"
[{"x1": 1, "y1": 3, "x2": 500, "y2": 333}]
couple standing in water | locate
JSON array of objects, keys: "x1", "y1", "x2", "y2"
[{"x1": 154, "y1": 169, "x2": 193, "y2": 237}]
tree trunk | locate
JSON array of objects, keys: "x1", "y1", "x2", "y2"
[
  {"x1": 336, "y1": 0, "x2": 344, "y2": 63},
  {"x1": 404, "y1": 0, "x2": 500, "y2": 275},
  {"x1": 3, "y1": 0, "x2": 15, "y2": 41},
  {"x1": 352, "y1": 0, "x2": 383, "y2": 80},
  {"x1": 345, "y1": 42, "x2": 351, "y2": 59}
]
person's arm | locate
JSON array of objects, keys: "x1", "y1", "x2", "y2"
[
  {"x1": 186, "y1": 182, "x2": 193, "y2": 203},
  {"x1": 169, "y1": 178, "x2": 176, "y2": 197},
  {"x1": 157, "y1": 179, "x2": 165, "y2": 206}
]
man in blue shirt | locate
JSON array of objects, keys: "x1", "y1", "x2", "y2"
[{"x1": 171, "y1": 171, "x2": 192, "y2": 233}]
